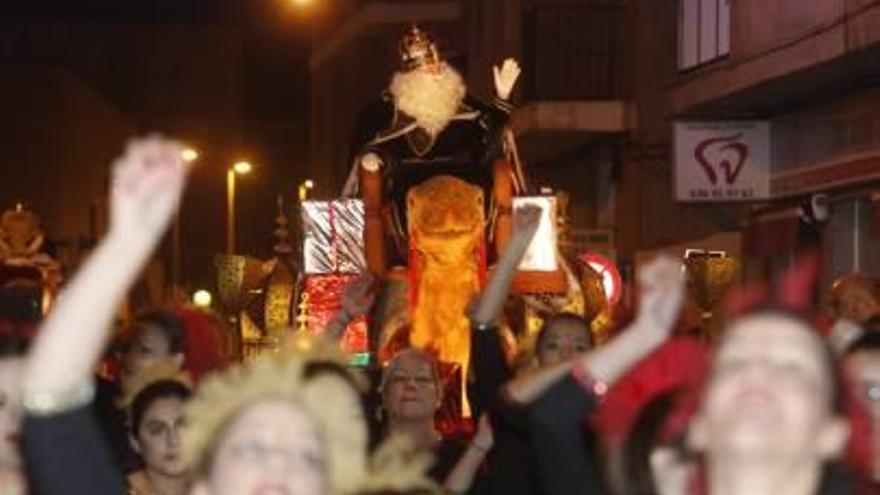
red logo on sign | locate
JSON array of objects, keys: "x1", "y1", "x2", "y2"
[{"x1": 694, "y1": 133, "x2": 748, "y2": 186}]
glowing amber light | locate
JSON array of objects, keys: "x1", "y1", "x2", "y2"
[
  {"x1": 181, "y1": 148, "x2": 199, "y2": 163},
  {"x1": 193, "y1": 289, "x2": 213, "y2": 308},
  {"x1": 233, "y1": 161, "x2": 253, "y2": 175}
]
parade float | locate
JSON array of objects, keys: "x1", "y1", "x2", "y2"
[
  {"x1": 0, "y1": 203, "x2": 62, "y2": 328},
  {"x1": 216, "y1": 26, "x2": 627, "y2": 420}
]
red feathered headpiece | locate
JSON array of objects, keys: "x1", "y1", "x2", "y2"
[
  {"x1": 710, "y1": 249, "x2": 870, "y2": 477},
  {"x1": 173, "y1": 306, "x2": 233, "y2": 382},
  {"x1": 722, "y1": 249, "x2": 821, "y2": 319},
  {"x1": 595, "y1": 250, "x2": 871, "y2": 478},
  {"x1": 592, "y1": 336, "x2": 709, "y2": 448}
]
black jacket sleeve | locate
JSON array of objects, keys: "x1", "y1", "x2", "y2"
[
  {"x1": 24, "y1": 406, "x2": 124, "y2": 495},
  {"x1": 468, "y1": 325, "x2": 512, "y2": 421},
  {"x1": 347, "y1": 96, "x2": 395, "y2": 168},
  {"x1": 528, "y1": 376, "x2": 604, "y2": 495}
]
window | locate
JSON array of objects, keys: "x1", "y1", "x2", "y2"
[
  {"x1": 678, "y1": 0, "x2": 730, "y2": 70},
  {"x1": 823, "y1": 196, "x2": 880, "y2": 292}
]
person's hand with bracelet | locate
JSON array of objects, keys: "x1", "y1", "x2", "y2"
[
  {"x1": 444, "y1": 414, "x2": 494, "y2": 493},
  {"x1": 325, "y1": 272, "x2": 378, "y2": 341},
  {"x1": 470, "y1": 414, "x2": 494, "y2": 454},
  {"x1": 573, "y1": 255, "x2": 686, "y2": 394}
]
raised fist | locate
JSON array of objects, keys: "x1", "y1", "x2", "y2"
[
  {"x1": 635, "y1": 255, "x2": 686, "y2": 337},
  {"x1": 109, "y1": 135, "x2": 189, "y2": 246}
]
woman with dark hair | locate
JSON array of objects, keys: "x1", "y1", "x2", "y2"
[
  {"x1": 446, "y1": 311, "x2": 596, "y2": 495},
  {"x1": 521, "y1": 256, "x2": 686, "y2": 495},
  {"x1": 120, "y1": 310, "x2": 186, "y2": 385},
  {"x1": 445, "y1": 214, "x2": 685, "y2": 495},
  {"x1": 96, "y1": 308, "x2": 188, "y2": 475},
  {"x1": 21, "y1": 136, "x2": 189, "y2": 495},
  {"x1": 532, "y1": 313, "x2": 594, "y2": 368},
  {"x1": 126, "y1": 379, "x2": 192, "y2": 495}
]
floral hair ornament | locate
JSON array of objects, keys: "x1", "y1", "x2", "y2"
[{"x1": 592, "y1": 336, "x2": 709, "y2": 449}]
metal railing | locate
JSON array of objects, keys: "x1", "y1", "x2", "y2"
[{"x1": 522, "y1": 3, "x2": 626, "y2": 101}]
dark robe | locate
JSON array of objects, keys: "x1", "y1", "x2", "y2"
[{"x1": 349, "y1": 92, "x2": 514, "y2": 265}]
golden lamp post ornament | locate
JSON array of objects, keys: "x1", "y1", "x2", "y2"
[
  {"x1": 684, "y1": 250, "x2": 740, "y2": 329},
  {"x1": 214, "y1": 197, "x2": 301, "y2": 358}
]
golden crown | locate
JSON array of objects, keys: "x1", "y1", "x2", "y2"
[{"x1": 399, "y1": 25, "x2": 440, "y2": 70}]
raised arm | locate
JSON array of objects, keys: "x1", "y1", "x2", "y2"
[
  {"x1": 525, "y1": 257, "x2": 686, "y2": 495},
  {"x1": 443, "y1": 207, "x2": 541, "y2": 493},
  {"x1": 471, "y1": 204, "x2": 540, "y2": 326},
  {"x1": 504, "y1": 256, "x2": 685, "y2": 405},
  {"x1": 23, "y1": 136, "x2": 188, "y2": 407}
]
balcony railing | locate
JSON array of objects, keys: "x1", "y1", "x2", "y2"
[{"x1": 522, "y1": 3, "x2": 626, "y2": 101}]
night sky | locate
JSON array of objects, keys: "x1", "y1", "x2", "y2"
[{"x1": 3, "y1": 0, "x2": 314, "y2": 291}]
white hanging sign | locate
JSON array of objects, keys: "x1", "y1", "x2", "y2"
[{"x1": 674, "y1": 121, "x2": 771, "y2": 202}]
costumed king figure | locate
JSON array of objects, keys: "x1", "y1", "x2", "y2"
[
  {"x1": 345, "y1": 24, "x2": 523, "y2": 270},
  {"x1": 345, "y1": 26, "x2": 523, "y2": 415}
]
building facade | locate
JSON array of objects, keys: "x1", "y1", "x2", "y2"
[
  {"x1": 308, "y1": 0, "x2": 880, "y2": 292},
  {"x1": 649, "y1": 0, "x2": 880, "y2": 289}
]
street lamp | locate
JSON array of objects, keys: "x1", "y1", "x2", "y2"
[
  {"x1": 298, "y1": 179, "x2": 315, "y2": 201},
  {"x1": 193, "y1": 289, "x2": 213, "y2": 308},
  {"x1": 227, "y1": 162, "x2": 253, "y2": 254},
  {"x1": 172, "y1": 147, "x2": 199, "y2": 292},
  {"x1": 233, "y1": 161, "x2": 252, "y2": 174},
  {"x1": 181, "y1": 148, "x2": 199, "y2": 163}
]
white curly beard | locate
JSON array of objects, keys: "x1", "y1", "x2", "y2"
[{"x1": 389, "y1": 63, "x2": 467, "y2": 136}]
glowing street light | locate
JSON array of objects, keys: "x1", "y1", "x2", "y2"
[
  {"x1": 233, "y1": 161, "x2": 253, "y2": 175},
  {"x1": 172, "y1": 146, "x2": 199, "y2": 293},
  {"x1": 227, "y1": 161, "x2": 255, "y2": 253},
  {"x1": 181, "y1": 148, "x2": 199, "y2": 163},
  {"x1": 298, "y1": 179, "x2": 315, "y2": 201},
  {"x1": 193, "y1": 289, "x2": 213, "y2": 308}
]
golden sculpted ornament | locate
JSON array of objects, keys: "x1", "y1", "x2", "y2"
[{"x1": 406, "y1": 175, "x2": 484, "y2": 386}]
